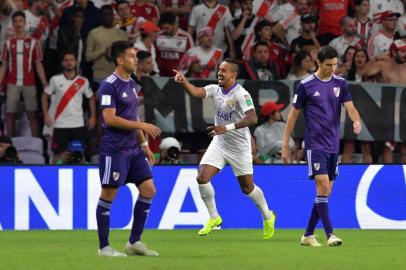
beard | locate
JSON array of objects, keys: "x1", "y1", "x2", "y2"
[{"x1": 395, "y1": 54, "x2": 406, "y2": 64}]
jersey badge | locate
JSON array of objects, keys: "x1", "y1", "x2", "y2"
[
  {"x1": 226, "y1": 99, "x2": 235, "y2": 109},
  {"x1": 122, "y1": 92, "x2": 128, "y2": 98},
  {"x1": 313, "y1": 91, "x2": 320, "y2": 97},
  {"x1": 244, "y1": 95, "x2": 253, "y2": 106},
  {"x1": 334, "y1": 87, "x2": 340, "y2": 97}
]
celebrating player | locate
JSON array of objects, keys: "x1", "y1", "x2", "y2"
[
  {"x1": 96, "y1": 41, "x2": 161, "y2": 257},
  {"x1": 173, "y1": 59, "x2": 276, "y2": 239},
  {"x1": 282, "y1": 46, "x2": 362, "y2": 247}
]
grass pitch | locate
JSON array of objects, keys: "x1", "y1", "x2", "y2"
[{"x1": 0, "y1": 229, "x2": 405, "y2": 270}]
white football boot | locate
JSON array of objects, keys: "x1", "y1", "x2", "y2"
[
  {"x1": 300, "y1": 235, "x2": 322, "y2": 247},
  {"x1": 98, "y1": 246, "x2": 127, "y2": 257},
  {"x1": 125, "y1": 241, "x2": 159, "y2": 256},
  {"x1": 327, "y1": 234, "x2": 343, "y2": 247}
]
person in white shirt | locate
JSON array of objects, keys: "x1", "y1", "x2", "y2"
[
  {"x1": 329, "y1": 16, "x2": 361, "y2": 60},
  {"x1": 173, "y1": 59, "x2": 276, "y2": 239},
  {"x1": 0, "y1": 0, "x2": 16, "y2": 53},
  {"x1": 368, "y1": 10, "x2": 400, "y2": 58},
  {"x1": 179, "y1": 27, "x2": 223, "y2": 78},
  {"x1": 41, "y1": 51, "x2": 96, "y2": 163},
  {"x1": 134, "y1": 20, "x2": 160, "y2": 74},
  {"x1": 188, "y1": 0, "x2": 233, "y2": 51}
]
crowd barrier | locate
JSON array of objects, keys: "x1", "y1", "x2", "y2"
[{"x1": 1, "y1": 165, "x2": 405, "y2": 230}]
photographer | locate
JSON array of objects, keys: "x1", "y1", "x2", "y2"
[
  {"x1": 158, "y1": 137, "x2": 183, "y2": 165},
  {"x1": 56, "y1": 140, "x2": 87, "y2": 165},
  {"x1": 0, "y1": 136, "x2": 22, "y2": 164}
]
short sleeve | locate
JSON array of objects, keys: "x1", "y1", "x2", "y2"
[
  {"x1": 224, "y1": 8, "x2": 233, "y2": 26},
  {"x1": 340, "y1": 80, "x2": 352, "y2": 104},
  {"x1": 292, "y1": 82, "x2": 306, "y2": 109},
  {"x1": 204, "y1": 84, "x2": 217, "y2": 98},
  {"x1": 237, "y1": 90, "x2": 255, "y2": 113},
  {"x1": 83, "y1": 80, "x2": 94, "y2": 98},
  {"x1": 45, "y1": 77, "x2": 56, "y2": 95},
  {"x1": 98, "y1": 82, "x2": 116, "y2": 109}
]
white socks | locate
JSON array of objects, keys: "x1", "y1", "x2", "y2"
[
  {"x1": 247, "y1": 185, "x2": 271, "y2": 220},
  {"x1": 198, "y1": 183, "x2": 219, "y2": 219}
]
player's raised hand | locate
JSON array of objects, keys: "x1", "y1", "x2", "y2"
[
  {"x1": 353, "y1": 120, "x2": 362, "y2": 134},
  {"x1": 281, "y1": 145, "x2": 290, "y2": 164},
  {"x1": 173, "y1": 69, "x2": 186, "y2": 83},
  {"x1": 207, "y1": 125, "x2": 227, "y2": 137},
  {"x1": 141, "y1": 123, "x2": 161, "y2": 139}
]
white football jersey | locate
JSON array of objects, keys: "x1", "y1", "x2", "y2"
[
  {"x1": 46, "y1": 74, "x2": 93, "y2": 128},
  {"x1": 367, "y1": 30, "x2": 393, "y2": 58},
  {"x1": 204, "y1": 84, "x2": 255, "y2": 154}
]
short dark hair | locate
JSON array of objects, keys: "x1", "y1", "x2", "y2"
[
  {"x1": 253, "y1": 41, "x2": 269, "y2": 52},
  {"x1": 355, "y1": 0, "x2": 368, "y2": 6},
  {"x1": 12, "y1": 10, "x2": 26, "y2": 21},
  {"x1": 110, "y1": 40, "x2": 134, "y2": 65},
  {"x1": 223, "y1": 58, "x2": 240, "y2": 74},
  {"x1": 63, "y1": 51, "x2": 77, "y2": 60},
  {"x1": 317, "y1": 46, "x2": 338, "y2": 63},
  {"x1": 254, "y1": 20, "x2": 272, "y2": 39},
  {"x1": 100, "y1": 4, "x2": 113, "y2": 13},
  {"x1": 159, "y1": 12, "x2": 176, "y2": 26},
  {"x1": 73, "y1": 7, "x2": 85, "y2": 17},
  {"x1": 136, "y1": 50, "x2": 151, "y2": 61},
  {"x1": 115, "y1": 0, "x2": 129, "y2": 10}
]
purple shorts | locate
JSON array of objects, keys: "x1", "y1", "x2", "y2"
[
  {"x1": 99, "y1": 150, "x2": 152, "y2": 187},
  {"x1": 306, "y1": 149, "x2": 339, "y2": 181}
]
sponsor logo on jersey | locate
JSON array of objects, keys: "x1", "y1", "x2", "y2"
[
  {"x1": 217, "y1": 110, "x2": 232, "y2": 121},
  {"x1": 334, "y1": 87, "x2": 340, "y2": 97},
  {"x1": 122, "y1": 92, "x2": 128, "y2": 98}
]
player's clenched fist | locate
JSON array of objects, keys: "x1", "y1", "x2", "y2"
[
  {"x1": 353, "y1": 120, "x2": 361, "y2": 134},
  {"x1": 173, "y1": 69, "x2": 186, "y2": 83},
  {"x1": 141, "y1": 123, "x2": 161, "y2": 139}
]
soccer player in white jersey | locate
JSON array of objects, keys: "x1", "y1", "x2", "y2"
[{"x1": 173, "y1": 59, "x2": 276, "y2": 239}]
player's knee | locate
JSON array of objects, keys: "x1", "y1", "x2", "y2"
[
  {"x1": 196, "y1": 173, "x2": 209, "y2": 184},
  {"x1": 240, "y1": 183, "x2": 254, "y2": 195},
  {"x1": 140, "y1": 185, "x2": 156, "y2": 198}
]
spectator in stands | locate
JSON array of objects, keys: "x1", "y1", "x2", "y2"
[
  {"x1": 397, "y1": 5, "x2": 406, "y2": 38},
  {"x1": 313, "y1": 0, "x2": 351, "y2": 45},
  {"x1": 134, "y1": 20, "x2": 160, "y2": 75},
  {"x1": 342, "y1": 48, "x2": 373, "y2": 164},
  {"x1": 0, "y1": 0, "x2": 17, "y2": 52},
  {"x1": 290, "y1": 13, "x2": 320, "y2": 54},
  {"x1": 130, "y1": 0, "x2": 160, "y2": 25},
  {"x1": 254, "y1": 20, "x2": 286, "y2": 77},
  {"x1": 179, "y1": 27, "x2": 223, "y2": 78},
  {"x1": 188, "y1": 0, "x2": 233, "y2": 52},
  {"x1": 369, "y1": 0, "x2": 404, "y2": 20},
  {"x1": 240, "y1": 41, "x2": 279, "y2": 80},
  {"x1": 329, "y1": 17, "x2": 361, "y2": 60},
  {"x1": 58, "y1": 140, "x2": 87, "y2": 164},
  {"x1": 60, "y1": 0, "x2": 101, "y2": 40},
  {"x1": 286, "y1": 50, "x2": 313, "y2": 80},
  {"x1": 229, "y1": 0, "x2": 241, "y2": 18},
  {"x1": 57, "y1": 8, "x2": 85, "y2": 73},
  {"x1": 157, "y1": 0, "x2": 192, "y2": 31},
  {"x1": 183, "y1": 55, "x2": 204, "y2": 78},
  {"x1": 42, "y1": 51, "x2": 95, "y2": 164},
  {"x1": 253, "y1": 100, "x2": 295, "y2": 163},
  {"x1": 228, "y1": 0, "x2": 255, "y2": 59},
  {"x1": 156, "y1": 12, "x2": 193, "y2": 77},
  {"x1": 272, "y1": 0, "x2": 310, "y2": 47},
  {"x1": 354, "y1": 0, "x2": 374, "y2": 47},
  {"x1": 0, "y1": 135, "x2": 21, "y2": 164},
  {"x1": 86, "y1": 5, "x2": 127, "y2": 86},
  {"x1": 158, "y1": 137, "x2": 182, "y2": 164},
  {"x1": 360, "y1": 39, "x2": 406, "y2": 163},
  {"x1": 0, "y1": 11, "x2": 48, "y2": 138},
  {"x1": 368, "y1": 11, "x2": 400, "y2": 58},
  {"x1": 116, "y1": 0, "x2": 145, "y2": 43},
  {"x1": 336, "y1": 45, "x2": 356, "y2": 76}
]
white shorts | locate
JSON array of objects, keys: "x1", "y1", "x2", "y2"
[{"x1": 200, "y1": 141, "x2": 253, "y2": 176}]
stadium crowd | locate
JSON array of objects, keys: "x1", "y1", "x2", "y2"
[{"x1": 0, "y1": 0, "x2": 405, "y2": 164}]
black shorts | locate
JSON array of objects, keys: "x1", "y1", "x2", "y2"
[{"x1": 51, "y1": 127, "x2": 86, "y2": 154}]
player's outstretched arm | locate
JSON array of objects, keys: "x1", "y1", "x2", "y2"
[
  {"x1": 173, "y1": 69, "x2": 206, "y2": 98},
  {"x1": 207, "y1": 109, "x2": 257, "y2": 137},
  {"x1": 343, "y1": 101, "x2": 362, "y2": 134},
  {"x1": 102, "y1": 108, "x2": 161, "y2": 139},
  {"x1": 282, "y1": 107, "x2": 300, "y2": 163}
]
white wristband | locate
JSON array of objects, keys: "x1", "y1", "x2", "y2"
[
  {"x1": 140, "y1": 141, "x2": 148, "y2": 148},
  {"x1": 225, "y1": 123, "x2": 236, "y2": 131}
]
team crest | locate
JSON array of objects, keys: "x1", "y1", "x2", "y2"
[
  {"x1": 74, "y1": 83, "x2": 79, "y2": 89},
  {"x1": 112, "y1": 172, "x2": 120, "y2": 181},
  {"x1": 333, "y1": 87, "x2": 340, "y2": 97},
  {"x1": 146, "y1": 7, "x2": 151, "y2": 14},
  {"x1": 226, "y1": 99, "x2": 235, "y2": 109},
  {"x1": 314, "y1": 163, "x2": 320, "y2": 171}
]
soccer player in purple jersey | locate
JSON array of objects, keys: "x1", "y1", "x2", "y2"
[
  {"x1": 96, "y1": 41, "x2": 161, "y2": 257},
  {"x1": 282, "y1": 46, "x2": 362, "y2": 247}
]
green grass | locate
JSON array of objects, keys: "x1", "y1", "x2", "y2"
[{"x1": 0, "y1": 230, "x2": 405, "y2": 270}]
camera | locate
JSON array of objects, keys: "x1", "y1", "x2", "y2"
[
  {"x1": 0, "y1": 146, "x2": 21, "y2": 164},
  {"x1": 62, "y1": 151, "x2": 84, "y2": 164},
  {"x1": 165, "y1": 146, "x2": 180, "y2": 162}
]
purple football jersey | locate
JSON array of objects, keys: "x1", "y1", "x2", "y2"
[
  {"x1": 293, "y1": 74, "x2": 352, "y2": 153},
  {"x1": 98, "y1": 73, "x2": 141, "y2": 155}
]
